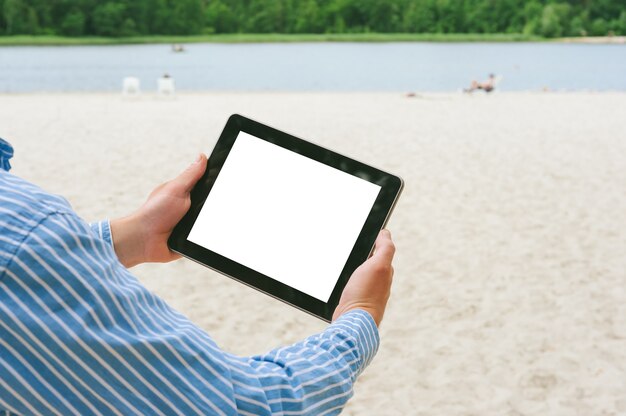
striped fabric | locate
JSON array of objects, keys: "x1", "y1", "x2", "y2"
[
  {"x1": 0, "y1": 139, "x2": 13, "y2": 172},
  {"x1": 0, "y1": 159, "x2": 379, "y2": 415}
]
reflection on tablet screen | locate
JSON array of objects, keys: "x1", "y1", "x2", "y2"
[{"x1": 188, "y1": 132, "x2": 381, "y2": 302}]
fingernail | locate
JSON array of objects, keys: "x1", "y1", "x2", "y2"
[
  {"x1": 381, "y1": 229, "x2": 391, "y2": 237},
  {"x1": 193, "y1": 153, "x2": 203, "y2": 164}
]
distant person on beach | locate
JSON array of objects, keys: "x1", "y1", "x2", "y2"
[
  {"x1": 0, "y1": 138, "x2": 394, "y2": 415},
  {"x1": 465, "y1": 73, "x2": 497, "y2": 93}
]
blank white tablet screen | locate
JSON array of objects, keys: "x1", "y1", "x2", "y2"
[{"x1": 188, "y1": 132, "x2": 381, "y2": 302}]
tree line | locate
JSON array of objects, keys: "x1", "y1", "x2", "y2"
[{"x1": 1, "y1": 0, "x2": 625, "y2": 38}]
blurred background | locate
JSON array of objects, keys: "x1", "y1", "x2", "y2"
[
  {"x1": 0, "y1": 0, "x2": 625, "y2": 92},
  {"x1": 2, "y1": 1, "x2": 626, "y2": 415}
]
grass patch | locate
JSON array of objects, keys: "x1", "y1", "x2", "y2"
[{"x1": 0, "y1": 33, "x2": 546, "y2": 46}]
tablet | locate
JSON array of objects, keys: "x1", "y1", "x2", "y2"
[{"x1": 169, "y1": 114, "x2": 403, "y2": 322}]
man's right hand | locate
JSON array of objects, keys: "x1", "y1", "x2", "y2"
[
  {"x1": 332, "y1": 230, "x2": 395, "y2": 327},
  {"x1": 110, "y1": 153, "x2": 207, "y2": 268}
]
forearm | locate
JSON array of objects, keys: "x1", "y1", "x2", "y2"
[
  {"x1": 109, "y1": 214, "x2": 146, "y2": 268},
  {"x1": 227, "y1": 310, "x2": 379, "y2": 415},
  {"x1": 89, "y1": 217, "x2": 145, "y2": 268}
]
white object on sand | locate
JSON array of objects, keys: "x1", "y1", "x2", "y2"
[
  {"x1": 122, "y1": 77, "x2": 140, "y2": 95},
  {"x1": 158, "y1": 77, "x2": 176, "y2": 95}
]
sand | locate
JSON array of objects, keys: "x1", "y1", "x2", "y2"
[
  {"x1": 560, "y1": 36, "x2": 626, "y2": 44},
  {"x1": 2, "y1": 91, "x2": 626, "y2": 415}
]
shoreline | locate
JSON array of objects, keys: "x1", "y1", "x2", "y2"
[
  {"x1": 559, "y1": 35, "x2": 626, "y2": 44},
  {"x1": 0, "y1": 33, "x2": 623, "y2": 47},
  {"x1": 0, "y1": 33, "x2": 613, "y2": 46}
]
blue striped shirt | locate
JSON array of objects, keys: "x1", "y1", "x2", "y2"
[{"x1": 0, "y1": 143, "x2": 379, "y2": 415}]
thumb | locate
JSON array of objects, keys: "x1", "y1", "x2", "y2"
[
  {"x1": 172, "y1": 153, "x2": 207, "y2": 193},
  {"x1": 372, "y1": 229, "x2": 395, "y2": 263}
]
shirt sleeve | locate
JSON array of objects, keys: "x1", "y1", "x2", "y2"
[
  {"x1": 0, "y1": 138, "x2": 14, "y2": 172},
  {"x1": 226, "y1": 309, "x2": 379, "y2": 415},
  {"x1": 0, "y1": 211, "x2": 380, "y2": 416},
  {"x1": 88, "y1": 219, "x2": 113, "y2": 247}
]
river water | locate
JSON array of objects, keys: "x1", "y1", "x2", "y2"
[{"x1": 0, "y1": 42, "x2": 624, "y2": 92}]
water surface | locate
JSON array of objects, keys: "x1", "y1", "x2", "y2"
[{"x1": 0, "y1": 42, "x2": 624, "y2": 92}]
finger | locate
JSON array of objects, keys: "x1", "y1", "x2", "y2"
[
  {"x1": 172, "y1": 153, "x2": 207, "y2": 193},
  {"x1": 372, "y1": 229, "x2": 395, "y2": 264}
]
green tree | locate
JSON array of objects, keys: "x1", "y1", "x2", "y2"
[
  {"x1": 433, "y1": 0, "x2": 465, "y2": 33},
  {"x1": 522, "y1": 0, "x2": 543, "y2": 35},
  {"x1": 3, "y1": 0, "x2": 39, "y2": 34},
  {"x1": 144, "y1": 0, "x2": 169, "y2": 34},
  {"x1": 120, "y1": 17, "x2": 137, "y2": 36},
  {"x1": 60, "y1": 10, "x2": 85, "y2": 36},
  {"x1": 0, "y1": 0, "x2": 625, "y2": 38},
  {"x1": 403, "y1": 1, "x2": 436, "y2": 33},
  {"x1": 294, "y1": 0, "x2": 322, "y2": 33},
  {"x1": 92, "y1": 2, "x2": 125, "y2": 36},
  {"x1": 618, "y1": 11, "x2": 626, "y2": 35},
  {"x1": 247, "y1": 0, "x2": 286, "y2": 33},
  {"x1": 162, "y1": 0, "x2": 204, "y2": 35},
  {"x1": 589, "y1": 17, "x2": 608, "y2": 36},
  {"x1": 3, "y1": 0, "x2": 20, "y2": 34},
  {"x1": 205, "y1": 0, "x2": 238, "y2": 34},
  {"x1": 539, "y1": 3, "x2": 571, "y2": 38}
]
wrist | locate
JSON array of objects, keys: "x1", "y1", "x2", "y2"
[
  {"x1": 333, "y1": 302, "x2": 382, "y2": 327},
  {"x1": 110, "y1": 213, "x2": 147, "y2": 268}
]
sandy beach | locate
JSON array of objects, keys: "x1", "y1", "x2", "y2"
[{"x1": 2, "y1": 91, "x2": 626, "y2": 415}]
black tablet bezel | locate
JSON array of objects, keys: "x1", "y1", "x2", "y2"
[{"x1": 169, "y1": 114, "x2": 403, "y2": 322}]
